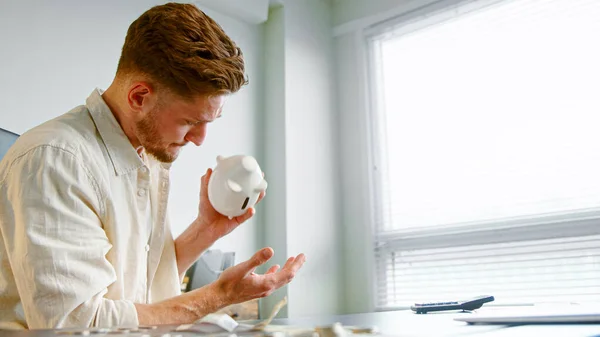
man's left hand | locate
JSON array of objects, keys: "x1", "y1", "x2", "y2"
[
  {"x1": 174, "y1": 168, "x2": 266, "y2": 277},
  {"x1": 195, "y1": 167, "x2": 265, "y2": 242}
]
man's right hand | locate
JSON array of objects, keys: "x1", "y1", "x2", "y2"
[
  {"x1": 212, "y1": 247, "x2": 306, "y2": 305},
  {"x1": 135, "y1": 247, "x2": 305, "y2": 325}
]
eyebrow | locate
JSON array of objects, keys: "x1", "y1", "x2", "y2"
[
  {"x1": 209, "y1": 108, "x2": 223, "y2": 121},
  {"x1": 190, "y1": 109, "x2": 222, "y2": 124}
]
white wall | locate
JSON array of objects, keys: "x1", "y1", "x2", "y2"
[
  {"x1": 332, "y1": 0, "x2": 440, "y2": 35},
  {"x1": 331, "y1": 0, "x2": 444, "y2": 314},
  {"x1": 196, "y1": 0, "x2": 270, "y2": 24},
  {"x1": 334, "y1": 0, "x2": 413, "y2": 25},
  {"x1": 283, "y1": 0, "x2": 342, "y2": 318},
  {"x1": 260, "y1": 0, "x2": 344, "y2": 318},
  {"x1": 334, "y1": 32, "x2": 376, "y2": 314},
  {"x1": 0, "y1": 0, "x2": 264, "y2": 263},
  {"x1": 260, "y1": 5, "x2": 290, "y2": 317},
  {"x1": 0, "y1": 0, "x2": 152, "y2": 134}
]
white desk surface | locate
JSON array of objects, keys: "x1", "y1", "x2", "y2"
[
  {"x1": 2, "y1": 309, "x2": 600, "y2": 337},
  {"x1": 271, "y1": 308, "x2": 600, "y2": 337}
]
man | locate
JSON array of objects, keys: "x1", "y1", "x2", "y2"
[{"x1": 0, "y1": 3, "x2": 305, "y2": 329}]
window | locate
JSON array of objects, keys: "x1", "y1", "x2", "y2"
[{"x1": 367, "y1": 0, "x2": 600, "y2": 310}]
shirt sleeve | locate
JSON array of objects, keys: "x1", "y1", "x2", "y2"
[{"x1": 0, "y1": 145, "x2": 139, "y2": 329}]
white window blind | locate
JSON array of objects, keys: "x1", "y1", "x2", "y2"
[{"x1": 367, "y1": 0, "x2": 600, "y2": 310}]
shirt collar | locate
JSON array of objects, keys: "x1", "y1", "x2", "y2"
[{"x1": 86, "y1": 88, "x2": 145, "y2": 176}]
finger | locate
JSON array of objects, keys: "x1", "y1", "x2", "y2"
[
  {"x1": 233, "y1": 207, "x2": 255, "y2": 224},
  {"x1": 256, "y1": 190, "x2": 266, "y2": 204},
  {"x1": 280, "y1": 254, "x2": 306, "y2": 275},
  {"x1": 200, "y1": 168, "x2": 212, "y2": 199},
  {"x1": 267, "y1": 254, "x2": 305, "y2": 285},
  {"x1": 223, "y1": 247, "x2": 274, "y2": 281},
  {"x1": 201, "y1": 168, "x2": 212, "y2": 184},
  {"x1": 266, "y1": 265, "x2": 280, "y2": 274},
  {"x1": 239, "y1": 247, "x2": 274, "y2": 277},
  {"x1": 281, "y1": 256, "x2": 296, "y2": 269}
]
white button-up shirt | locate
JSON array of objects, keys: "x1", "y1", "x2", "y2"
[{"x1": 0, "y1": 89, "x2": 181, "y2": 329}]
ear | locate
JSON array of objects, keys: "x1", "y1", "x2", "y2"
[
  {"x1": 127, "y1": 82, "x2": 153, "y2": 113},
  {"x1": 254, "y1": 179, "x2": 268, "y2": 193}
]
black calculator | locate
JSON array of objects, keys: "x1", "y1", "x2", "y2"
[{"x1": 411, "y1": 295, "x2": 494, "y2": 314}]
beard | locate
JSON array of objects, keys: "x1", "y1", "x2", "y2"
[{"x1": 135, "y1": 110, "x2": 180, "y2": 163}]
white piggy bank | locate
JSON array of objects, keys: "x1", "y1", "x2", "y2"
[{"x1": 207, "y1": 155, "x2": 268, "y2": 218}]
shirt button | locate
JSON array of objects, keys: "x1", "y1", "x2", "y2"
[
  {"x1": 145, "y1": 245, "x2": 150, "y2": 252},
  {"x1": 140, "y1": 166, "x2": 148, "y2": 173},
  {"x1": 138, "y1": 189, "x2": 146, "y2": 197}
]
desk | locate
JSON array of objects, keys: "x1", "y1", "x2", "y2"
[
  {"x1": 2, "y1": 310, "x2": 600, "y2": 337},
  {"x1": 271, "y1": 310, "x2": 600, "y2": 336}
]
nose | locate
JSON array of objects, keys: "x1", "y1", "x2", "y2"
[{"x1": 184, "y1": 123, "x2": 207, "y2": 146}]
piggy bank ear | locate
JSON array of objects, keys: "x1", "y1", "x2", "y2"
[
  {"x1": 227, "y1": 179, "x2": 242, "y2": 193},
  {"x1": 242, "y1": 156, "x2": 258, "y2": 172},
  {"x1": 217, "y1": 155, "x2": 225, "y2": 163},
  {"x1": 254, "y1": 179, "x2": 268, "y2": 193}
]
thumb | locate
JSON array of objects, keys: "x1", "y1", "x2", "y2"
[
  {"x1": 200, "y1": 168, "x2": 212, "y2": 198},
  {"x1": 242, "y1": 247, "x2": 274, "y2": 276}
]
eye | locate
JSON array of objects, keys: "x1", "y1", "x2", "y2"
[{"x1": 185, "y1": 120, "x2": 201, "y2": 126}]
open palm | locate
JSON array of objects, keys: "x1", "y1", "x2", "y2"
[{"x1": 216, "y1": 247, "x2": 305, "y2": 304}]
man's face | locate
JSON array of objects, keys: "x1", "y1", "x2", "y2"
[{"x1": 135, "y1": 92, "x2": 226, "y2": 163}]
